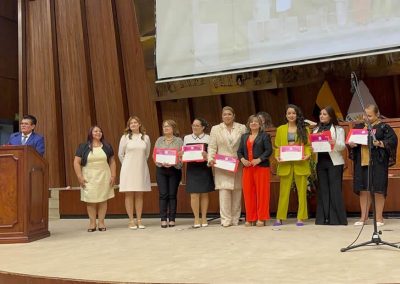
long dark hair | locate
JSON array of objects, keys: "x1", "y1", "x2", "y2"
[
  {"x1": 285, "y1": 104, "x2": 308, "y2": 144},
  {"x1": 193, "y1": 117, "x2": 209, "y2": 132},
  {"x1": 87, "y1": 125, "x2": 106, "y2": 150},
  {"x1": 318, "y1": 106, "x2": 339, "y2": 126}
]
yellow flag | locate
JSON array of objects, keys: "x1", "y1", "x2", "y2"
[{"x1": 316, "y1": 81, "x2": 343, "y2": 120}]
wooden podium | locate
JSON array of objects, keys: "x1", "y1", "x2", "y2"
[{"x1": 0, "y1": 146, "x2": 50, "y2": 243}]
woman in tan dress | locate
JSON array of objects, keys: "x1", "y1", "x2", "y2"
[
  {"x1": 73, "y1": 126, "x2": 116, "y2": 232},
  {"x1": 118, "y1": 116, "x2": 151, "y2": 230},
  {"x1": 208, "y1": 106, "x2": 246, "y2": 227}
]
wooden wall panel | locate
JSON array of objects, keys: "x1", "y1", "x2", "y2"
[
  {"x1": 288, "y1": 80, "x2": 323, "y2": 121},
  {"x1": 0, "y1": 78, "x2": 18, "y2": 119},
  {"x1": 326, "y1": 76, "x2": 353, "y2": 118},
  {"x1": 0, "y1": 0, "x2": 17, "y2": 21},
  {"x1": 85, "y1": 0, "x2": 126, "y2": 143},
  {"x1": 114, "y1": 0, "x2": 159, "y2": 181},
  {"x1": 158, "y1": 99, "x2": 192, "y2": 136},
  {"x1": 190, "y1": 96, "x2": 222, "y2": 129},
  {"x1": 222, "y1": 92, "x2": 256, "y2": 124},
  {"x1": 254, "y1": 89, "x2": 288, "y2": 127},
  {"x1": 0, "y1": 17, "x2": 18, "y2": 79},
  {"x1": 26, "y1": 0, "x2": 64, "y2": 187},
  {"x1": 55, "y1": 0, "x2": 92, "y2": 186},
  {"x1": 363, "y1": 76, "x2": 396, "y2": 117},
  {"x1": 0, "y1": 2, "x2": 18, "y2": 121},
  {"x1": 83, "y1": 0, "x2": 127, "y2": 213}
]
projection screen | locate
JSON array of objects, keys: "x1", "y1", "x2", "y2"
[{"x1": 155, "y1": 0, "x2": 400, "y2": 82}]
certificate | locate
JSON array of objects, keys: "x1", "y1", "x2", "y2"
[
  {"x1": 310, "y1": 131, "x2": 332, "y2": 153},
  {"x1": 214, "y1": 154, "x2": 239, "y2": 173},
  {"x1": 154, "y1": 148, "x2": 177, "y2": 165},
  {"x1": 346, "y1": 129, "x2": 374, "y2": 145},
  {"x1": 182, "y1": 144, "x2": 205, "y2": 162},
  {"x1": 279, "y1": 146, "x2": 304, "y2": 161}
]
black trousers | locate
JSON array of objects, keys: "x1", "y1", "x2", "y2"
[
  {"x1": 156, "y1": 167, "x2": 182, "y2": 221},
  {"x1": 315, "y1": 163, "x2": 347, "y2": 225}
]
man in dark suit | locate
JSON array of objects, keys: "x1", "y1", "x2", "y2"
[{"x1": 8, "y1": 114, "x2": 45, "y2": 156}]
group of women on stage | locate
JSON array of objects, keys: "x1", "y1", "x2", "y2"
[{"x1": 73, "y1": 103, "x2": 397, "y2": 232}]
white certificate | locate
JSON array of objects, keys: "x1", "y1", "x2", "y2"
[
  {"x1": 154, "y1": 148, "x2": 177, "y2": 165},
  {"x1": 310, "y1": 131, "x2": 332, "y2": 153},
  {"x1": 214, "y1": 154, "x2": 238, "y2": 172},
  {"x1": 182, "y1": 144, "x2": 204, "y2": 162},
  {"x1": 311, "y1": 141, "x2": 332, "y2": 153},
  {"x1": 279, "y1": 146, "x2": 303, "y2": 161},
  {"x1": 346, "y1": 129, "x2": 369, "y2": 145}
]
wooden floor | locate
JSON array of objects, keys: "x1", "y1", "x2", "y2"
[{"x1": 1, "y1": 218, "x2": 400, "y2": 284}]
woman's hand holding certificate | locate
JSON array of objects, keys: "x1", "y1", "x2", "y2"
[
  {"x1": 182, "y1": 144, "x2": 205, "y2": 162},
  {"x1": 154, "y1": 148, "x2": 178, "y2": 165},
  {"x1": 279, "y1": 145, "x2": 304, "y2": 161},
  {"x1": 214, "y1": 154, "x2": 239, "y2": 172},
  {"x1": 310, "y1": 131, "x2": 332, "y2": 153}
]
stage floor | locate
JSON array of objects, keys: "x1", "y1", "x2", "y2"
[{"x1": 1, "y1": 218, "x2": 400, "y2": 283}]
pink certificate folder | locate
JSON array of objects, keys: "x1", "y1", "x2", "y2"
[
  {"x1": 182, "y1": 144, "x2": 205, "y2": 162},
  {"x1": 153, "y1": 148, "x2": 178, "y2": 165},
  {"x1": 346, "y1": 129, "x2": 372, "y2": 145},
  {"x1": 279, "y1": 146, "x2": 304, "y2": 161},
  {"x1": 214, "y1": 154, "x2": 239, "y2": 173},
  {"x1": 310, "y1": 131, "x2": 333, "y2": 152}
]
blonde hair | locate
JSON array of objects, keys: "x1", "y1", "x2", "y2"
[
  {"x1": 222, "y1": 106, "x2": 235, "y2": 116},
  {"x1": 163, "y1": 119, "x2": 180, "y2": 137},
  {"x1": 124, "y1": 116, "x2": 146, "y2": 139}
]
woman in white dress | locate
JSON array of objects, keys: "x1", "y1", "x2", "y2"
[{"x1": 118, "y1": 116, "x2": 151, "y2": 229}]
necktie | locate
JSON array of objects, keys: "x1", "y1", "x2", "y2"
[{"x1": 22, "y1": 135, "x2": 28, "y2": 145}]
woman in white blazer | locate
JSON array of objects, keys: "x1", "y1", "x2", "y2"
[
  {"x1": 313, "y1": 106, "x2": 347, "y2": 225},
  {"x1": 208, "y1": 106, "x2": 246, "y2": 227}
]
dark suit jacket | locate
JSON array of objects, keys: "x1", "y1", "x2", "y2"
[
  {"x1": 237, "y1": 132, "x2": 272, "y2": 167},
  {"x1": 8, "y1": 132, "x2": 45, "y2": 156}
]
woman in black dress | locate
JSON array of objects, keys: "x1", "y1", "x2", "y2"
[
  {"x1": 313, "y1": 106, "x2": 347, "y2": 225},
  {"x1": 183, "y1": 118, "x2": 215, "y2": 228},
  {"x1": 349, "y1": 104, "x2": 398, "y2": 226}
]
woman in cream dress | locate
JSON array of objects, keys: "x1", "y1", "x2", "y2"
[
  {"x1": 119, "y1": 116, "x2": 151, "y2": 229},
  {"x1": 74, "y1": 126, "x2": 116, "y2": 232},
  {"x1": 208, "y1": 106, "x2": 246, "y2": 227}
]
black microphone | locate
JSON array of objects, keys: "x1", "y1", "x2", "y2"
[{"x1": 350, "y1": 73, "x2": 356, "y2": 93}]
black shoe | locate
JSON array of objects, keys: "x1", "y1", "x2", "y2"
[{"x1": 87, "y1": 227, "x2": 96, "y2": 232}]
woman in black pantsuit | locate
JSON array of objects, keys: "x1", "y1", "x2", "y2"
[
  {"x1": 154, "y1": 120, "x2": 183, "y2": 228},
  {"x1": 313, "y1": 106, "x2": 347, "y2": 225}
]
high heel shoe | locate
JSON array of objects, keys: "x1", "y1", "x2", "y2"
[
  {"x1": 168, "y1": 221, "x2": 175, "y2": 227},
  {"x1": 256, "y1": 221, "x2": 265, "y2": 227},
  {"x1": 137, "y1": 219, "x2": 146, "y2": 229},
  {"x1": 87, "y1": 227, "x2": 96, "y2": 232},
  {"x1": 98, "y1": 227, "x2": 107, "y2": 232},
  {"x1": 161, "y1": 221, "x2": 168, "y2": 228}
]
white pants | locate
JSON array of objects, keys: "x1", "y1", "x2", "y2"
[{"x1": 219, "y1": 188, "x2": 242, "y2": 226}]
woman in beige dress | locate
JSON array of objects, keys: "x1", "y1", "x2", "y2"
[
  {"x1": 118, "y1": 116, "x2": 151, "y2": 229},
  {"x1": 208, "y1": 106, "x2": 246, "y2": 227},
  {"x1": 74, "y1": 126, "x2": 116, "y2": 232}
]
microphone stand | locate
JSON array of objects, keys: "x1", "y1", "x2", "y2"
[{"x1": 341, "y1": 72, "x2": 400, "y2": 252}]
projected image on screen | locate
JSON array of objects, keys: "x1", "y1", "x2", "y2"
[{"x1": 156, "y1": 0, "x2": 400, "y2": 81}]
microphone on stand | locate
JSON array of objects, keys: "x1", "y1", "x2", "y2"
[{"x1": 350, "y1": 72, "x2": 357, "y2": 93}]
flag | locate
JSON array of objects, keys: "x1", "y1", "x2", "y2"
[{"x1": 316, "y1": 81, "x2": 343, "y2": 120}]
